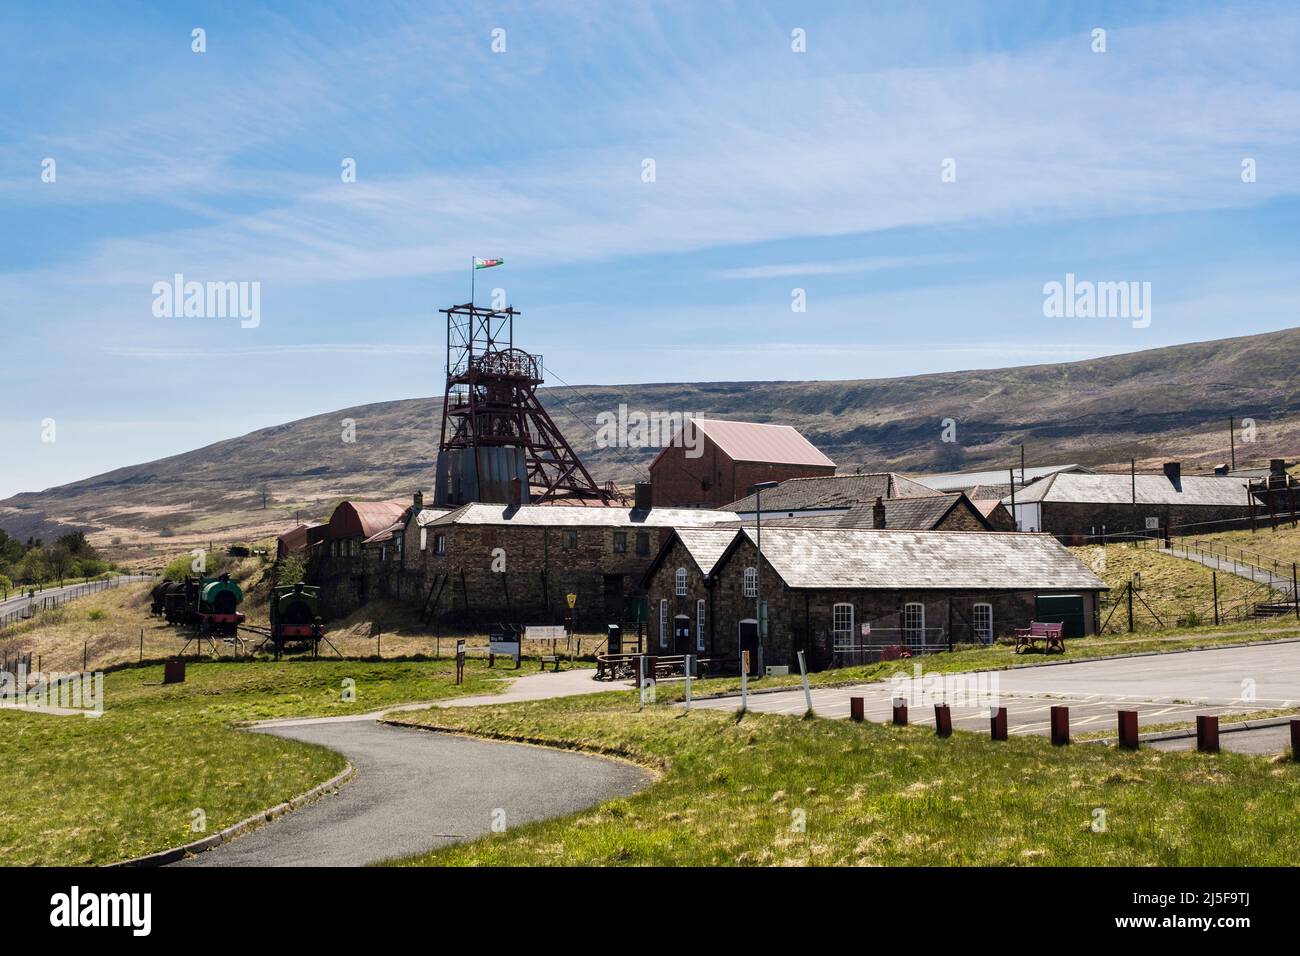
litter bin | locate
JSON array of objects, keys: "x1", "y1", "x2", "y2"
[{"x1": 163, "y1": 659, "x2": 186, "y2": 685}]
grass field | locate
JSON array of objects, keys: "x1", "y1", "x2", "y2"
[
  {"x1": 1181, "y1": 523, "x2": 1300, "y2": 577},
  {"x1": 391, "y1": 690, "x2": 1300, "y2": 866},
  {"x1": 0, "y1": 657, "x2": 506, "y2": 865}
]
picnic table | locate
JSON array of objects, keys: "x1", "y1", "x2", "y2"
[{"x1": 1014, "y1": 621, "x2": 1065, "y2": 654}]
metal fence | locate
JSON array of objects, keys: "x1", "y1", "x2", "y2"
[{"x1": 0, "y1": 575, "x2": 153, "y2": 631}]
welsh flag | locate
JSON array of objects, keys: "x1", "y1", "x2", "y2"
[{"x1": 473, "y1": 257, "x2": 504, "y2": 269}]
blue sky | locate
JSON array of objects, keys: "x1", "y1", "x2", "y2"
[{"x1": 2, "y1": 0, "x2": 1299, "y2": 497}]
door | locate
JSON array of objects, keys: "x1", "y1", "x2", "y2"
[
  {"x1": 1035, "y1": 593, "x2": 1085, "y2": 638},
  {"x1": 738, "y1": 619, "x2": 759, "y2": 675},
  {"x1": 673, "y1": 615, "x2": 692, "y2": 654}
]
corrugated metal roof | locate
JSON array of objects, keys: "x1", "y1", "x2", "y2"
[
  {"x1": 725, "y1": 473, "x2": 940, "y2": 513},
  {"x1": 423, "y1": 503, "x2": 739, "y2": 528},
  {"x1": 1006, "y1": 472, "x2": 1258, "y2": 507},
  {"x1": 688, "y1": 418, "x2": 835, "y2": 467},
  {"x1": 918, "y1": 463, "x2": 1090, "y2": 492},
  {"x1": 739, "y1": 527, "x2": 1107, "y2": 591},
  {"x1": 328, "y1": 499, "x2": 410, "y2": 540}
]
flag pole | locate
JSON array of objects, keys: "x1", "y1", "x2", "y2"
[{"x1": 470, "y1": 256, "x2": 475, "y2": 307}]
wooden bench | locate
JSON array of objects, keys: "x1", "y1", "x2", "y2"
[
  {"x1": 540, "y1": 654, "x2": 562, "y2": 672},
  {"x1": 1014, "y1": 621, "x2": 1065, "y2": 654}
]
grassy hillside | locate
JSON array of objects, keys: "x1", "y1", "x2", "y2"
[{"x1": 3, "y1": 325, "x2": 1298, "y2": 560}]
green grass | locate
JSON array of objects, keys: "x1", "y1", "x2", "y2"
[
  {"x1": 390, "y1": 690, "x2": 1300, "y2": 866},
  {"x1": 0, "y1": 657, "x2": 506, "y2": 865},
  {"x1": 1182, "y1": 524, "x2": 1300, "y2": 577}
]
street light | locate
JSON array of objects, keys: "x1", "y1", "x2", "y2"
[{"x1": 749, "y1": 481, "x2": 779, "y2": 674}]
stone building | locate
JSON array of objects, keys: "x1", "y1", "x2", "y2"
[
  {"x1": 723, "y1": 492, "x2": 994, "y2": 532},
  {"x1": 650, "y1": 418, "x2": 836, "y2": 509},
  {"x1": 643, "y1": 526, "x2": 1107, "y2": 673},
  {"x1": 392, "y1": 498, "x2": 738, "y2": 628},
  {"x1": 724, "y1": 471, "x2": 939, "y2": 518},
  {"x1": 1004, "y1": 463, "x2": 1266, "y2": 538}
]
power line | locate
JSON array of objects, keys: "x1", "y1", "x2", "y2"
[{"x1": 539, "y1": 362, "x2": 652, "y2": 484}]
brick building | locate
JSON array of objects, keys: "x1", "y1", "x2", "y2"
[
  {"x1": 306, "y1": 497, "x2": 418, "y2": 616},
  {"x1": 1004, "y1": 463, "x2": 1266, "y2": 538},
  {"x1": 643, "y1": 527, "x2": 1106, "y2": 672},
  {"x1": 650, "y1": 418, "x2": 836, "y2": 509}
]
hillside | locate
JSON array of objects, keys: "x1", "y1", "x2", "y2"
[{"x1": 3, "y1": 326, "x2": 1299, "y2": 565}]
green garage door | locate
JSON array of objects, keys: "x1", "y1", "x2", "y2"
[{"x1": 1035, "y1": 594, "x2": 1086, "y2": 638}]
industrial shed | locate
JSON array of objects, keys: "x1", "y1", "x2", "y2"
[
  {"x1": 644, "y1": 527, "x2": 1106, "y2": 671},
  {"x1": 650, "y1": 418, "x2": 836, "y2": 509},
  {"x1": 1004, "y1": 463, "x2": 1266, "y2": 537}
]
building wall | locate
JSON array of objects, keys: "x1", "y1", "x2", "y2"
[
  {"x1": 931, "y1": 501, "x2": 991, "y2": 532},
  {"x1": 1036, "y1": 501, "x2": 1255, "y2": 537},
  {"x1": 391, "y1": 519, "x2": 677, "y2": 627},
  {"x1": 645, "y1": 536, "x2": 1097, "y2": 671},
  {"x1": 650, "y1": 440, "x2": 835, "y2": 509}
]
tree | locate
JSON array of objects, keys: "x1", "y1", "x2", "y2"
[{"x1": 46, "y1": 544, "x2": 74, "y2": 587}]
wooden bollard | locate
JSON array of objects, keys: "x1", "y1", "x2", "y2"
[
  {"x1": 990, "y1": 706, "x2": 1007, "y2": 741},
  {"x1": 849, "y1": 696, "x2": 864, "y2": 721},
  {"x1": 1197, "y1": 715, "x2": 1220, "y2": 753},
  {"x1": 1117, "y1": 710, "x2": 1139, "y2": 750},
  {"x1": 1050, "y1": 705, "x2": 1069, "y2": 745},
  {"x1": 892, "y1": 698, "x2": 908, "y2": 726},
  {"x1": 934, "y1": 704, "x2": 952, "y2": 738}
]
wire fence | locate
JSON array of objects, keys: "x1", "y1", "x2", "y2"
[{"x1": 0, "y1": 575, "x2": 155, "y2": 631}]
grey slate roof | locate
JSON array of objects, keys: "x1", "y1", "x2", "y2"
[
  {"x1": 724, "y1": 473, "x2": 940, "y2": 513},
  {"x1": 918, "y1": 464, "x2": 1090, "y2": 493},
  {"x1": 672, "y1": 528, "x2": 739, "y2": 576},
  {"x1": 735, "y1": 527, "x2": 1106, "y2": 591},
  {"x1": 422, "y1": 502, "x2": 739, "y2": 528},
  {"x1": 1005, "y1": 472, "x2": 1258, "y2": 507},
  {"x1": 720, "y1": 493, "x2": 975, "y2": 531}
]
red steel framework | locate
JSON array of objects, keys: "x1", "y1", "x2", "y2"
[{"x1": 437, "y1": 301, "x2": 613, "y2": 505}]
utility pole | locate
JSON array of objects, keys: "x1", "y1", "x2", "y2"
[
  {"x1": 1008, "y1": 468, "x2": 1018, "y2": 531},
  {"x1": 1020, "y1": 444, "x2": 1026, "y2": 487},
  {"x1": 1229, "y1": 416, "x2": 1236, "y2": 471},
  {"x1": 1131, "y1": 458, "x2": 1137, "y2": 537}
]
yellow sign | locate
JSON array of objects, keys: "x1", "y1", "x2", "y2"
[
  {"x1": 566, "y1": 592, "x2": 577, "y2": 609},
  {"x1": 742, "y1": 650, "x2": 750, "y2": 673}
]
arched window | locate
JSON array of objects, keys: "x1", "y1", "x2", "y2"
[
  {"x1": 675, "y1": 567, "x2": 688, "y2": 596},
  {"x1": 743, "y1": 567, "x2": 758, "y2": 597},
  {"x1": 659, "y1": 599, "x2": 669, "y2": 649},
  {"x1": 973, "y1": 603, "x2": 993, "y2": 643},
  {"x1": 903, "y1": 603, "x2": 926, "y2": 647},
  {"x1": 696, "y1": 599, "x2": 706, "y2": 652}
]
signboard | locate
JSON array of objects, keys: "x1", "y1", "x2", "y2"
[
  {"x1": 1145, "y1": 517, "x2": 1160, "y2": 530},
  {"x1": 525, "y1": 625, "x2": 567, "y2": 641},
  {"x1": 566, "y1": 592, "x2": 577, "y2": 609},
  {"x1": 860, "y1": 623, "x2": 871, "y2": 637},
  {"x1": 488, "y1": 632, "x2": 521, "y2": 661}
]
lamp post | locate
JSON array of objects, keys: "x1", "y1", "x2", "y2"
[{"x1": 750, "y1": 481, "x2": 779, "y2": 674}]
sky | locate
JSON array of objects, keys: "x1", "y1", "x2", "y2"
[{"x1": 2, "y1": 0, "x2": 1299, "y2": 498}]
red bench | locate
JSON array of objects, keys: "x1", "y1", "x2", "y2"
[{"x1": 1014, "y1": 621, "x2": 1065, "y2": 654}]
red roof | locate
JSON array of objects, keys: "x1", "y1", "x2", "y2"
[
  {"x1": 651, "y1": 418, "x2": 835, "y2": 469},
  {"x1": 327, "y1": 499, "x2": 410, "y2": 540}
]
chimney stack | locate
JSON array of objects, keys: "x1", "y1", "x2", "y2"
[
  {"x1": 1163, "y1": 461, "x2": 1181, "y2": 484},
  {"x1": 634, "y1": 482, "x2": 652, "y2": 510},
  {"x1": 413, "y1": 490, "x2": 424, "y2": 509},
  {"x1": 1214, "y1": 463, "x2": 1229, "y2": 477},
  {"x1": 1270, "y1": 458, "x2": 1286, "y2": 478},
  {"x1": 508, "y1": 477, "x2": 522, "y2": 508},
  {"x1": 872, "y1": 495, "x2": 886, "y2": 529}
]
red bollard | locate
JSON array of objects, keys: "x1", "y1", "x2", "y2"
[
  {"x1": 934, "y1": 704, "x2": 952, "y2": 738},
  {"x1": 990, "y1": 706, "x2": 1007, "y2": 741},
  {"x1": 849, "y1": 696, "x2": 864, "y2": 721},
  {"x1": 1197, "y1": 715, "x2": 1220, "y2": 753},
  {"x1": 1117, "y1": 710, "x2": 1139, "y2": 750},
  {"x1": 892, "y1": 698, "x2": 908, "y2": 726},
  {"x1": 1291, "y1": 719, "x2": 1300, "y2": 762},
  {"x1": 1050, "y1": 705, "x2": 1070, "y2": 745}
]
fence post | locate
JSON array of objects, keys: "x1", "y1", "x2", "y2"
[
  {"x1": 1212, "y1": 571, "x2": 1219, "y2": 626},
  {"x1": 797, "y1": 650, "x2": 812, "y2": 717},
  {"x1": 683, "y1": 654, "x2": 692, "y2": 712}
]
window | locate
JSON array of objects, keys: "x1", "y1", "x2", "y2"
[
  {"x1": 743, "y1": 567, "x2": 758, "y2": 598},
  {"x1": 613, "y1": 531, "x2": 627, "y2": 554},
  {"x1": 659, "y1": 599, "x2": 668, "y2": 649},
  {"x1": 903, "y1": 603, "x2": 925, "y2": 648},
  {"x1": 380, "y1": 545, "x2": 388, "y2": 562},
  {"x1": 434, "y1": 534, "x2": 446, "y2": 555},
  {"x1": 832, "y1": 603, "x2": 854, "y2": 648},
  {"x1": 562, "y1": 529, "x2": 577, "y2": 549},
  {"x1": 635, "y1": 532, "x2": 650, "y2": 556},
  {"x1": 675, "y1": 567, "x2": 688, "y2": 596},
  {"x1": 696, "y1": 599, "x2": 706, "y2": 652},
  {"x1": 973, "y1": 603, "x2": 993, "y2": 644},
  {"x1": 419, "y1": 528, "x2": 428, "y2": 551}
]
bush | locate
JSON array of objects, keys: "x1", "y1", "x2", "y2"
[{"x1": 87, "y1": 609, "x2": 107, "y2": 622}]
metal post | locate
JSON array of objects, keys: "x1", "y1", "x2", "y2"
[
  {"x1": 684, "y1": 654, "x2": 692, "y2": 712},
  {"x1": 1212, "y1": 571, "x2": 1219, "y2": 626},
  {"x1": 990, "y1": 707, "x2": 1008, "y2": 741},
  {"x1": 1196, "y1": 715, "x2": 1220, "y2": 753},
  {"x1": 892, "y1": 698, "x2": 907, "y2": 725},
  {"x1": 1127, "y1": 581, "x2": 1134, "y2": 633},
  {"x1": 1117, "y1": 710, "x2": 1139, "y2": 750},
  {"x1": 934, "y1": 704, "x2": 952, "y2": 737},
  {"x1": 1050, "y1": 705, "x2": 1070, "y2": 745},
  {"x1": 797, "y1": 649, "x2": 812, "y2": 717},
  {"x1": 739, "y1": 651, "x2": 748, "y2": 714},
  {"x1": 850, "y1": 696, "x2": 865, "y2": 721}
]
